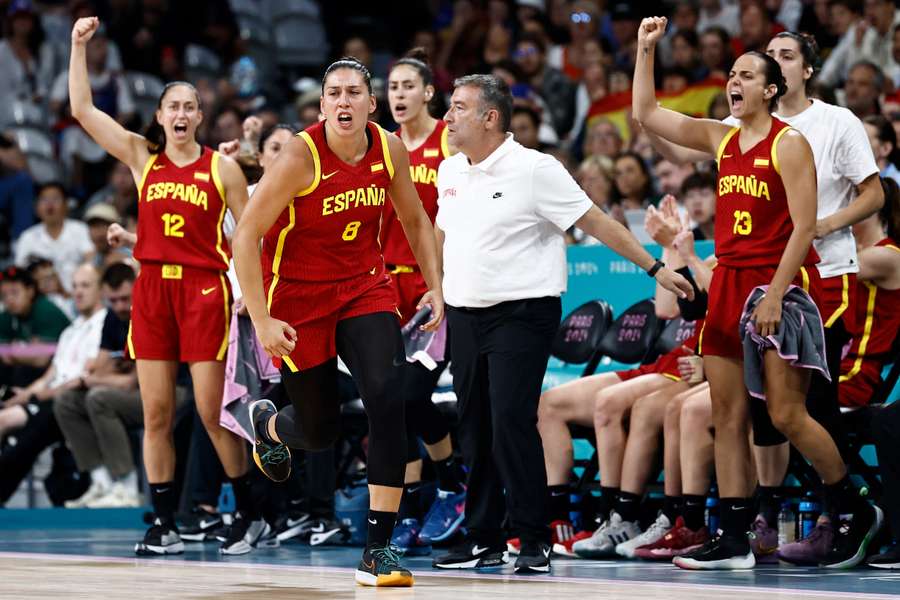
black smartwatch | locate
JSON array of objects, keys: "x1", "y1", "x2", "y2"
[{"x1": 646, "y1": 259, "x2": 665, "y2": 278}]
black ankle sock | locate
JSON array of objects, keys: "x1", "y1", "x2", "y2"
[
  {"x1": 434, "y1": 455, "x2": 464, "y2": 493},
  {"x1": 399, "y1": 481, "x2": 423, "y2": 521},
  {"x1": 366, "y1": 510, "x2": 397, "y2": 549},
  {"x1": 598, "y1": 486, "x2": 619, "y2": 522},
  {"x1": 663, "y1": 495, "x2": 682, "y2": 524},
  {"x1": 719, "y1": 497, "x2": 752, "y2": 538},
  {"x1": 548, "y1": 484, "x2": 571, "y2": 522},
  {"x1": 616, "y1": 490, "x2": 641, "y2": 523},
  {"x1": 150, "y1": 481, "x2": 177, "y2": 526},
  {"x1": 757, "y1": 486, "x2": 783, "y2": 527},
  {"x1": 682, "y1": 494, "x2": 706, "y2": 531},
  {"x1": 230, "y1": 472, "x2": 257, "y2": 518},
  {"x1": 255, "y1": 408, "x2": 277, "y2": 445},
  {"x1": 824, "y1": 474, "x2": 865, "y2": 516}
]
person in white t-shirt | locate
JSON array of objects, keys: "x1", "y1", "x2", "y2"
[
  {"x1": 14, "y1": 182, "x2": 94, "y2": 294},
  {"x1": 431, "y1": 73, "x2": 693, "y2": 574},
  {"x1": 650, "y1": 31, "x2": 884, "y2": 568}
]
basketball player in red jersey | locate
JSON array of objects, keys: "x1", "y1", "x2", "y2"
[
  {"x1": 633, "y1": 16, "x2": 879, "y2": 570},
  {"x1": 68, "y1": 18, "x2": 263, "y2": 557},
  {"x1": 232, "y1": 57, "x2": 443, "y2": 587},
  {"x1": 383, "y1": 49, "x2": 467, "y2": 554}
]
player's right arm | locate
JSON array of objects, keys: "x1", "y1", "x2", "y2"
[
  {"x1": 632, "y1": 17, "x2": 731, "y2": 156},
  {"x1": 68, "y1": 17, "x2": 149, "y2": 175},
  {"x1": 232, "y1": 135, "x2": 315, "y2": 358}
]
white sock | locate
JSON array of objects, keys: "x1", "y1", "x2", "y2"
[
  {"x1": 118, "y1": 470, "x2": 138, "y2": 491},
  {"x1": 91, "y1": 466, "x2": 113, "y2": 490}
]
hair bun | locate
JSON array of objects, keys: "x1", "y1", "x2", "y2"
[{"x1": 404, "y1": 47, "x2": 430, "y2": 65}]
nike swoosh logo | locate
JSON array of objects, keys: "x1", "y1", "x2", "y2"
[
  {"x1": 311, "y1": 524, "x2": 325, "y2": 533},
  {"x1": 199, "y1": 518, "x2": 220, "y2": 529},
  {"x1": 152, "y1": 164, "x2": 165, "y2": 170},
  {"x1": 363, "y1": 559, "x2": 374, "y2": 570},
  {"x1": 368, "y1": 518, "x2": 378, "y2": 525},
  {"x1": 201, "y1": 287, "x2": 217, "y2": 295},
  {"x1": 286, "y1": 517, "x2": 306, "y2": 527},
  {"x1": 369, "y1": 267, "x2": 377, "y2": 275},
  {"x1": 322, "y1": 170, "x2": 338, "y2": 180},
  {"x1": 543, "y1": 547, "x2": 550, "y2": 558},
  {"x1": 471, "y1": 544, "x2": 487, "y2": 555}
]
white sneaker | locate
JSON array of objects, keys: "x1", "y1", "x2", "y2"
[
  {"x1": 615, "y1": 512, "x2": 672, "y2": 558},
  {"x1": 65, "y1": 479, "x2": 110, "y2": 508},
  {"x1": 572, "y1": 511, "x2": 641, "y2": 559},
  {"x1": 87, "y1": 481, "x2": 141, "y2": 508}
]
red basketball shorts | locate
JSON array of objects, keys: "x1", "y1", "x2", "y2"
[
  {"x1": 389, "y1": 269, "x2": 428, "y2": 325},
  {"x1": 818, "y1": 272, "x2": 857, "y2": 336},
  {"x1": 128, "y1": 262, "x2": 231, "y2": 362},
  {"x1": 838, "y1": 359, "x2": 881, "y2": 408},
  {"x1": 616, "y1": 344, "x2": 690, "y2": 382},
  {"x1": 698, "y1": 264, "x2": 822, "y2": 359},
  {"x1": 265, "y1": 269, "x2": 399, "y2": 372}
]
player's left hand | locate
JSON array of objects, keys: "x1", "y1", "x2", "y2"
[
  {"x1": 655, "y1": 267, "x2": 694, "y2": 300},
  {"x1": 417, "y1": 289, "x2": 445, "y2": 332},
  {"x1": 752, "y1": 293, "x2": 782, "y2": 337},
  {"x1": 814, "y1": 217, "x2": 832, "y2": 239}
]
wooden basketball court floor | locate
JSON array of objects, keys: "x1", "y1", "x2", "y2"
[{"x1": 1, "y1": 509, "x2": 897, "y2": 600}]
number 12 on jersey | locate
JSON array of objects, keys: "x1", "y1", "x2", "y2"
[{"x1": 162, "y1": 213, "x2": 185, "y2": 238}]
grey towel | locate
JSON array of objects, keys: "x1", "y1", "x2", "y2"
[{"x1": 740, "y1": 284, "x2": 830, "y2": 401}]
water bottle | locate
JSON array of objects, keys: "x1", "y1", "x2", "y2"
[
  {"x1": 777, "y1": 501, "x2": 796, "y2": 545},
  {"x1": 799, "y1": 496, "x2": 820, "y2": 539},
  {"x1": 231, "y1": 56, "x2": 259, "y2": 98},
  {"x1": 218, "y1": 482, "x2": 235, "y2": 514},
  {"x1": 705, "y1": 496, "x2": 719, "y2": 533}
]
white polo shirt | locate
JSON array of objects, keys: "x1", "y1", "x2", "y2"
[{"x1": 436, "y1": 134, "x2": 593, "y2": 308}]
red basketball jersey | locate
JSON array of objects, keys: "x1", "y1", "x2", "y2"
[
  {"x1": 262, "y1": 120, "x2": 394, "y2": 285},
  {"x1": 380, "y1": 120, "x2": 450, "y2": 266},
  {"x1": 840, "y1": 238, "x2": 900, "y2": 380},
  {"x1": 135, "y1": 147, "x2": 230, "y2": 271},
  {"x1": 714, "y1": 118, "x2": 819, "y2": 268}
]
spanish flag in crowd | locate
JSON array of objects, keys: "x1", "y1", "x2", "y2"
[{"x1": 585, "y1": 77, "x2": 726, "y2": 144}]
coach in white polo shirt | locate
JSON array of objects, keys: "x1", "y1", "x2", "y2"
[{"x1": 431, "y1": 74, "x2": 693, "y2": 574}]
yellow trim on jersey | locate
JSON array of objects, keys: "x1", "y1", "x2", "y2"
[
  {"x1": 211, "y1": 152, "x2": 230, "y2": 269},
  {"x1": 661, "y1": 373, "x2": 682, "y2": 382},
  {"x1": 266, "y1": 201, "x2": 295, "y2": 311},
  {"x1": 824, "y1": 274, "x2": 850, "y2": 329},
  {"x1": 216, "y1": 272, "x2": 231, "y2": 361},
  {"x1": 138, "y1": 153, "x2": 159, "y2": 198},
  {"x1": 126, "y1": 321, "x2": 136, "y2": 359},
  {"x1": 715, "y1": 127, "x2": 739, "y2": 170},
  {"x1": 800, "y1": 266, "x2": 810, "y2": 293},
  {"x1": 296, "y1": 131, "x2": 321, "y2": 196},
  {"x1": 840, "y1": 281, "x2": 877, "y2": 383},
  {"x1": 696, "y1": 321, "x2": 706, "y2": 355},
  {"x1": 886, "y1": 244, "x2": 900, "y2": 253},
  {"x1": 375, "y1": 123, "x2": 395, "y2": 179},
  {"x1": 440, "y1": 124, "x2": 451, "y2": 158},
  {"x1": 771, "y1": 126, "x2": 791, "y2": 176},
  {"x1": 283, "y1": 356, "x2": 299, "y2": 373}
]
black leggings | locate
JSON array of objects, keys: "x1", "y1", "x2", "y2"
[
  {"x1": 273, "y1": 312, "x2": 407, "y2": 488},
  {"x1": 401, "y1": 356, "x2": 451, "y2": 461}
]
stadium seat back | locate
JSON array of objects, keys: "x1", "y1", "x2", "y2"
[
  {"x1": 11, "y1": 128, "x2": 53, "y2": 158},
  {"x1": 648, "y1": 317, "x2": 699, "y2": 361},
  {"x1": 597, "y1": 299, "x2": 660, "y2": 364},
  {"x1": 551, "y1": 300, "x2": 613, "y2": 365}
]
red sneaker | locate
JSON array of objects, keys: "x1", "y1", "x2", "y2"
[
  {"x1": 507, "y1": 520, "x2": 576, "y2": 556},
  {"x1": 633, "y1": 517, "x2": 709, "y2": 560},
  {"x1": 553, "y1": 529, "x2": 592, "y2": 557}
]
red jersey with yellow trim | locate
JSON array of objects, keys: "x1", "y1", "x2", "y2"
[
  {"x1": 714, "y1": 117, "x2": 819, "y2": 268},
  {"x1": 380, "y1": 120, "x2": 450, "y2": 266},
  {"x1": 262, "y1": 120, "x2": 394, "y2": 284},
  {"x1": 840, "y1": 238, "x2": 900, "y2": 382},
  {"x1": 134, "y1": 147, "x2": 230, "y2": 271}
]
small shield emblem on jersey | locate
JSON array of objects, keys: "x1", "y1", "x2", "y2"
[
  {"x1": 370, "y1": 162, "x2": 384, "y2": 173},
  {"x1": 753, "y1": 158, "x2": 769, "y2": 168},
  {"x1": 194, "y1": 172, "x2": 210, "y2": 181}
]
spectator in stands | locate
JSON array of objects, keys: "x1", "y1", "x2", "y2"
[
  {"x1": 864, "y1": 115, "x2": 900, "y2": 186},
  {"x1": 583, "y1": 118, "x2": 624, "y2": 160},
  {"x1": 612, "y1": 151, "x2": 655, "y2": 211},
  {"x1": 682, "y1": 171, "x2": 717, "y2": 241},
  {"x1": 547, "y1": 0, "x2": 599, "y2": 81},
  {"x1": 480, "y1": 23, "x2": 513, "y2": 68},
  {"x1": 26, "y1": 258, "x2": 73, "y2": 319},
  {"x1": 110, "y1": 0, "x2": 184, "y2": 80},
  {"x1": 85, "y1": 160, "x2": 137, "y2": 216},
  {"x1": 653, "y1": 156, "x2": 695, "y2": 197},
  {"x1": 14, "y1": 182, "x2": 94, "y2": 294},
  {"x1": 820, "y1": 0, "x2": 900, "y2": 86},
  {"x1": 510, "y1": 105, "x2": 542, "y2": 150},
  {"x1": 828, "y1": 0, "x2": 863, "y2": 55},
  {"x1": 0, "y1": 131, "x2": 34, "y2": 254},
  {"x1": 0, "y1": 0, "x2": 54, "y2": 103},
  {"x1": 699, "y1": 26, "x2": 733, "y2": 79},
  {"x1": 210, "y1": 105, "x2": 244, "y2": 150},
  {"x1": 0, "y1": 263, "x2": 105, "y2": 505},
  {"x1": 83, "y1": 203, "x2": 127, "y2": 268},
  {"x1": 569, "y1": 55, "x2": 608, "y2": 146},
  {"x1": 570, "y1": 155, "x2": 619, "y2": 242},
  {"x1": 609, "y1": 3, "x2": 642, "y2": 71},
  {"x1": 671, "y1": 29, "x2": 708, "y2": 82},
  {"x1": 845, "y1": 61, "x2": 885, "y2": 119},
  {"x1": 437, "y1": 0, "x2": 489, "y2": 78},
  {"x1": 737, "y1": 2, "x2": 778, "y2": 55},
  {"x1": 343, "y1": 36, "x2": 373, "y2": 69},
  {"x1": 697, "y1": 0, "x2": 741, "y2": 37},
  {"x1": 514, "y1": 33, "x2": 576, "y2": 137}
]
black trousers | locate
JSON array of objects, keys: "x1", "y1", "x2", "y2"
[
  {"x1": 0, "y1": 400, "x2": 62, "y2": 504},
  {"x1": 872, "y1": 400, "x2": 900, "y2": 542},
  {"x1": 447, "y1": 297, "x2": 561, "y2": 545},
  {"x1": 401, "y1": 348, "x2": 451, "y2": 461}
]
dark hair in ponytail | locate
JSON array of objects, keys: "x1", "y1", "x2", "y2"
[
  {"x1": 391, "y1": 47, "x2": 434, "y2": 87},
  {"x1": 773, "y1": 32, "x2": 821, "y2": 95},
  {"x1": 258, "y1": 123, "x2": 296, "y2": 154},
  {"x1": 144, "y1": 81, "x2": 202, "y2": 154},
  {"x1": 880, "y1": 177, "x2": 900, "y2": 240},
  {"x1": 746, "y1": 51, "x2": 787, "y2": 111},
  {"x1": 322, "y1": 56, "x2": 372, "y2": 94}
]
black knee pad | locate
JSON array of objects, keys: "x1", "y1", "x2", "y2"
[{"x1": 750, "y1": 397, "x2": 788, "y2": 446}]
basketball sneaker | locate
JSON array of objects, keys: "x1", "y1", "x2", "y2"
[
  {"x1": 355, "y1": 545, "x2": 414, "y2": 587},
  {"x1": 633, "y1": 517, "x2": 709, "y2": 560},
  {"x1": 178, "y1": 505, "x2": 223, "y2": 542},
  {"x1": 572, "y1": 511, "x2": 640, "y2": 559},
  {"x1": 777, "y1": 519, "x2": 833, "y2": 565},
  {"x1": 273, "y1": 509, "x2": 311, "y2": 542},
  {"x1": 822, "y1": 503, "x2": 883, "y2": 569},
  {"x1": 433, "y1": 539, "x2": 509, "y2": 569},
  {"x1": 308, "y1": 516, "x2": 350, "y2": 546},
  {"x1": 64, "y1": 478, "x2": 109, "y2": 508},
  {"x1": 616, "y1": 512, "x2": 672, "y2": 558},
  {"x1": 515, "y1": 541, "x2": 551, "y2": 574},
  {"x1": 219, "y1": 511, "x2": 270, "y2": 555},
  {"x1": 391, "y1": 518, "x2": 432, "y2": 556},
  {"x1": 553, "y1": 530, "x2": 592, "y2": 557},
  {"x1": 508, "y1": 519, "x2": 574, "y2": 556},
  {"x1": 135, "y1": 517, "x2": 184, "y2": 556},
  {"x1": 749, "y1": 515, "x2": 778, "y2": 564},
  {"x1": 673, "y1": 533, "x2": 755, "y2": 570},
  {"x1": 249, "y1": 399, "x2": 291, "y2": 482},
  {"x1": 868, "y1": 544, "x2": 900, "y2": 569},
  {"x1": 418, "y1": 488, "x2": 466, "y2": 544}
]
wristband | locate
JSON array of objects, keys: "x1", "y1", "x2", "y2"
[{"x1": 646, "y1": 260, "x2": 665, "y2": 278}]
